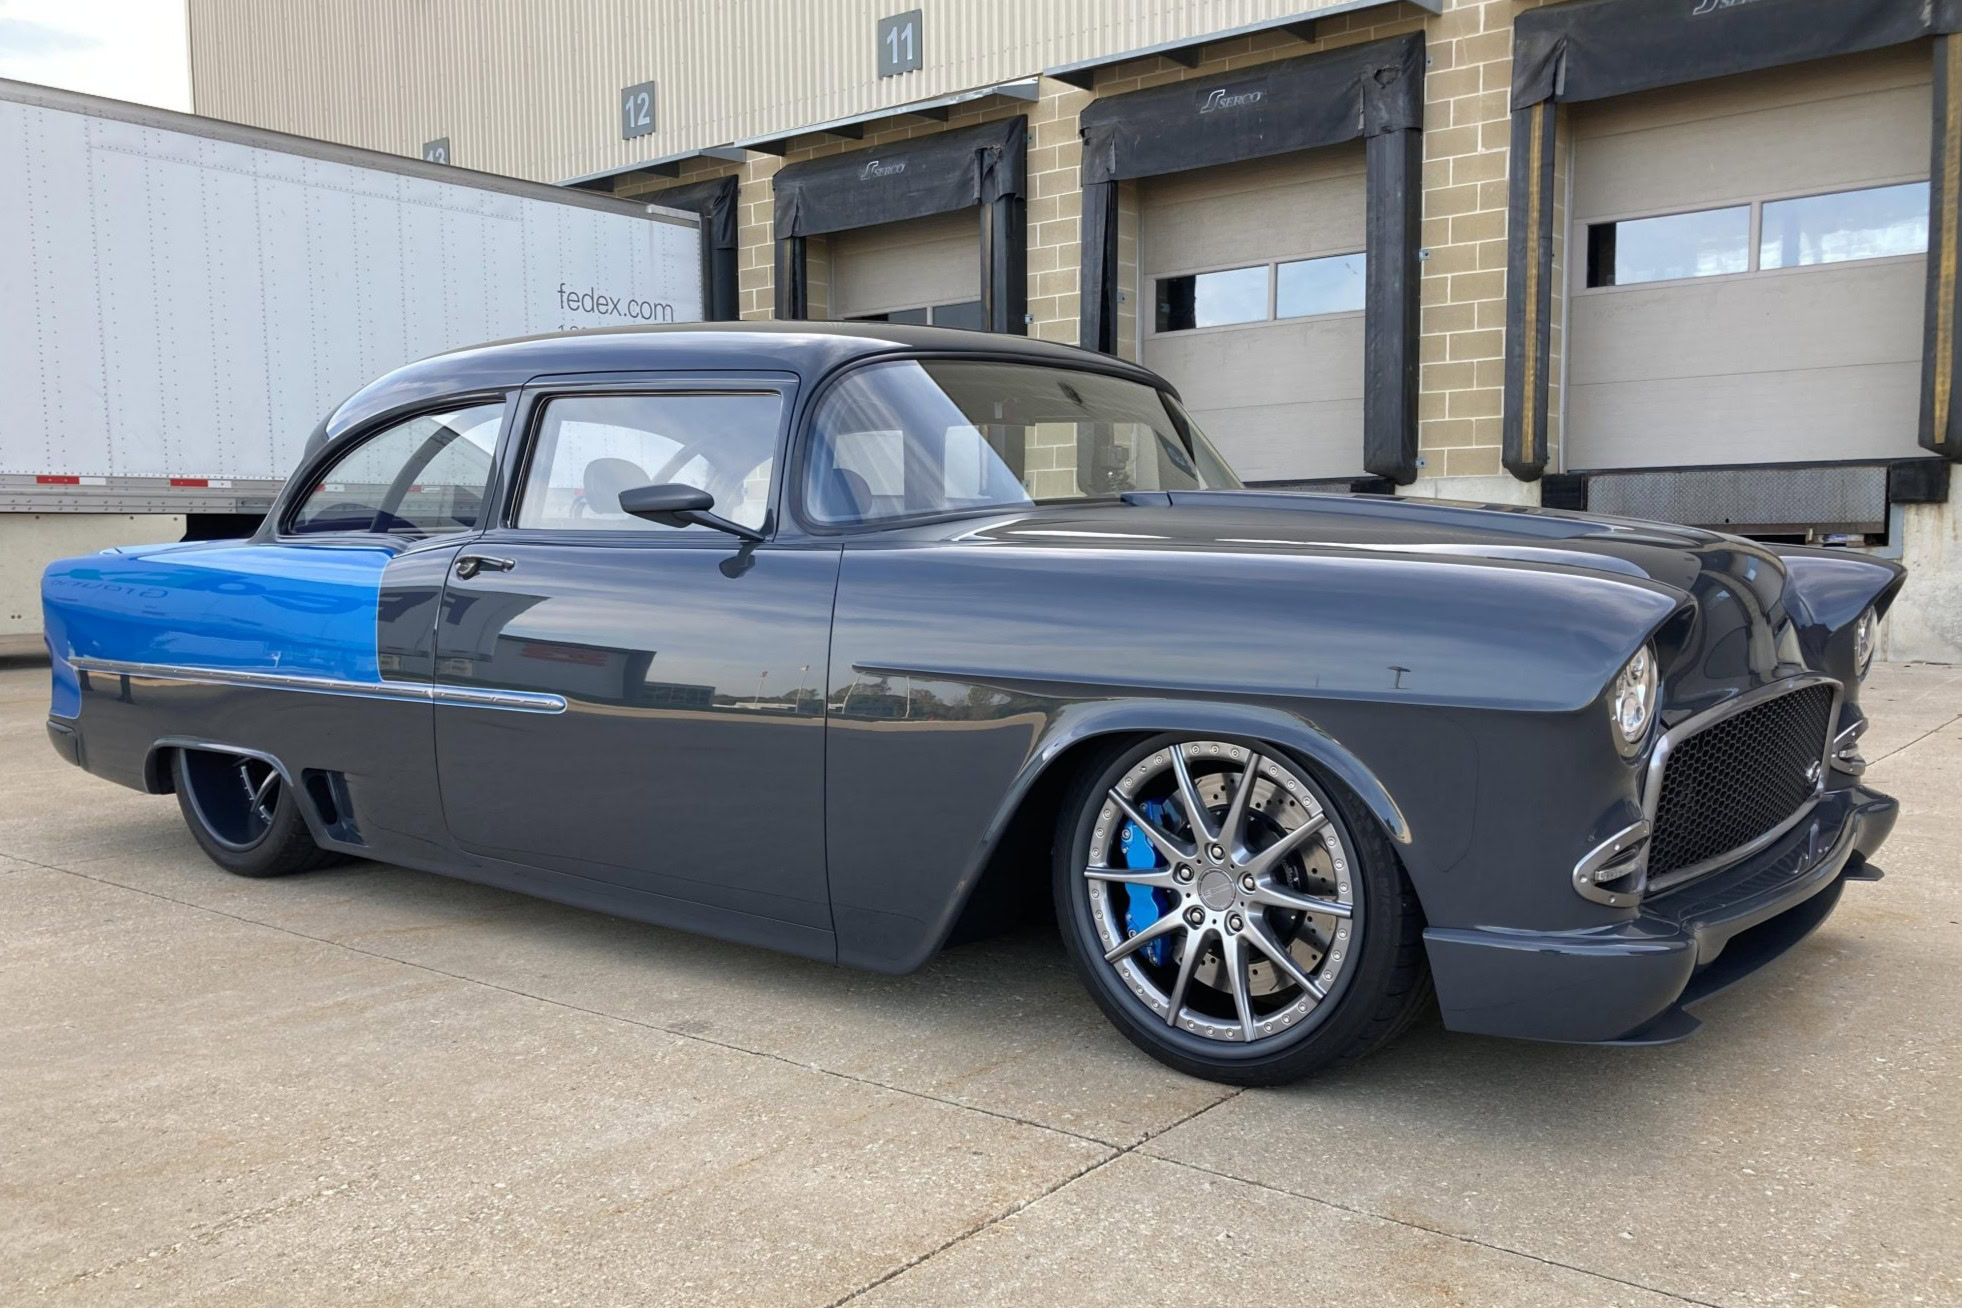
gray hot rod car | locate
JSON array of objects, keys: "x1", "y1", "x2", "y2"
[{"x1": 41, "y1": 324, "x2": 1900, "y2": 1085}]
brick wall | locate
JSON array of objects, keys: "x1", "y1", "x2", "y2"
[{"x1": 622, "y1": 0, "x2": 1559, "y2": 494}]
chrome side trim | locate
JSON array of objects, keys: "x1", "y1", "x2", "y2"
[
  {"x1": 70, "y1": 656, "x2": 567, "y2": 714},
  {"x1": 1641, "y1": 674, "x2": 1841, "y2": 895}
]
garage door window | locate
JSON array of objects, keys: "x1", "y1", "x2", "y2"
[
  {"x1": 1587, "y1": 182, "x2": 1929, "y2": 288},
  {"x1": 844, "y1": 301, "x2": 985, "y2": 329},
  {"x1": 1586, "y1": 206, "x2": 1750, "y2": 288},
  {"x1": 1277, "y1": 253, "x2": 1367, "y2": 318},
  {"x1": 1760, "y1": 182, "x2": 1929, "y2": 270},
  {"x1": 1155, "y1": 254, "x2": 1365, "y2": 333}
]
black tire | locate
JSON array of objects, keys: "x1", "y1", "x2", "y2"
[
  {"x1": 1053, "y1": 734, "x2": 1432, "y2": 1087},
  {"x1": 171, "y1": 748, "x2": 337, "y2": 878}
]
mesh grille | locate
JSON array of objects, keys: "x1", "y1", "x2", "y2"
[{"x1": 1649, "y1": 684, "x2": 1836, "y2": 879}]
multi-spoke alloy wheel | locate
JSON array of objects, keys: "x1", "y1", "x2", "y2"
[
  {"x1": 1055, "y1": 735, "x2": 1431, "y2": 1085},
  {"x1": 172, "y1": 748, "x2": 336, "y2": 878}
]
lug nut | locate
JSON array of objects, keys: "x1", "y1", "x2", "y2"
[
  {"x1": 1208, "y1": 843, "x2": 1227, "y2": 862},
  {"x1": 1174, "y1": 864, "x2": 1194, "y2": 883},
  {"x1": 1227, "y1": 913, "x2": 1244, "y2": 933},
  {"x1": 1241, "y1": 874, "x2": 1257, "y2": 893},
  {"x1": 1184, "y1": 907, "x2": 1205, "y2": 928}
]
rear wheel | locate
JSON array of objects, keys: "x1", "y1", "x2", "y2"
[
  {"x1": 1054, "y1": 735, "x2": 1430, "y2": 1086},
  {"x1": 171, "y1": 749, "x2": 335, "y2": 878}
]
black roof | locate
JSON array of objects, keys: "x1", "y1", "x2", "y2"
[{"x1": 322, "y1": 322, "x2": 1163, "y2": 444}]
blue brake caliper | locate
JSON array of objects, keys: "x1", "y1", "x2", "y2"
[{"x1": 1119, "y1": 800, "x2": 1177, "y2": 967}]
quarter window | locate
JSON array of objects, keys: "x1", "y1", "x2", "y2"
[
  {"x1": 288, "y1": 402, "x2": 503, "y2": 536},
  {"x1": 515, "y1": 392, "x2": 781, "y2": 533}
]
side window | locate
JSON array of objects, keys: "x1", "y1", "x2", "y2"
[
  {"x1": 288, "y1": 403, "x2": 503, "y2": 536},
  {"x1": 515, "y1": 392, "x2": 782, "y2": 533}
]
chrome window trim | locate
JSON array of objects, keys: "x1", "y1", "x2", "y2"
[
  {"x1": 69, "y1": 656, "x2": 567, "y2": 714},
  {"x1": 1640, "y1": 673, "x2": 1842, "y2": 895}
]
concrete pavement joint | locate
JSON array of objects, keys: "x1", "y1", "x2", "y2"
[
  {"x1": 13, "y1": 854, "x2": 1130, "y2": 1152},
  {"x1": 1865, "y1": 709, "x2": 1962, "y2": 766},
  {"x1": 1142, "y1": 1151, "x2": 1732, "y2": 1308},
  {"x1": 821, "y1": 1088, "x2": 1243, "y2": 1307}
]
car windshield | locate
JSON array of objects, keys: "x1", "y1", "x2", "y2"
[{"x1": 802, "y1": 359, "x2": 1242, "y2": 526}]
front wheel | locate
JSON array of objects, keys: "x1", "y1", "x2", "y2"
[
  {"x1": 171, "y1": 749, "x2": 337, "y2": 878},
  {"x1": 1054, "y1": 735, "x2": 1431, "y2": 1086}
]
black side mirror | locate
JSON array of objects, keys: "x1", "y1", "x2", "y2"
[{"x1": 617, "y1": 483, "x2": 764, "y2": 542}]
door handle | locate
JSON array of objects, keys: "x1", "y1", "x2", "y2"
[{"x1": 454, "y1": 554, "x2": 515, "y2": 580}]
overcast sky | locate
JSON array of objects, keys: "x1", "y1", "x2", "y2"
[{"x1": 0, "y1": 0, "x2": 190, "y2": 109}]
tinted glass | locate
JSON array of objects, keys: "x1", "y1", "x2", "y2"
[
  {"x1": 929, "y1": 300, "x2": 986, "y2": 330},
  {"x1": 516, "y1": 392, "x2": 781, "y2": 532},
  {"x1": 803, "y1": 361, "x2": 1241, "y2": 526},
  {"x1": 1586, "y1": 206, "x2": 1750, "y2": 287},
  {"x1": 1155, "y1": 265, "x2": 1269, "y2": 331},
  {"x1": 1276, "y1": 253, "x2": 1367, "y2": 317},
  {"x1": 288, "y1": 403, "x2": 502, "y2": 536},
  {"x1": 1760, "y1": 181, "x2": 1929, "y2": 270}
]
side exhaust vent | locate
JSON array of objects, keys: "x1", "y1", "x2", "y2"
[{"x1": 302, "y1": 769, "x2": 364, "y2": 846}]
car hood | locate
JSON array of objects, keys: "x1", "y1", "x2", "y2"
[{"x1": 922, "y1": 490, "x2": 1904, "y2": 698}]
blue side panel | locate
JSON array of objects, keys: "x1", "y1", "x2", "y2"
[{"x1": 41, "y1": 540, "x2": 395, "y2": 709}]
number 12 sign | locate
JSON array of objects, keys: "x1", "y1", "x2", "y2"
[
  {"x1": 620, "y1": 81, "x2": 656, "y2": 140},
  {"x1": 877, "y1": 10, "x2": 922, "y2": 77}
]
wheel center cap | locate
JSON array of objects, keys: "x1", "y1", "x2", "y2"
[{"x1": 1197, "y1": 869, "x2": 1236, "y2": 911}]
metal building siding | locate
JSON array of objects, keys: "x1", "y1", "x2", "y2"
[{"x1": 188, "y1": 0, "x2": 1372, "y2": 184}]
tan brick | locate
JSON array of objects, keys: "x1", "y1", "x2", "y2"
[
  {"x1": 1425, "y1": 124, "x2": 1480, "y2": 160},
  {"x1": 1458, "y1": 29, "x2": 1511, "y2": 66},
  {"x1": 1423, "y1": 360, "x2": 1476, "y2": 391},
  {"x1": 1452, "y1": 148, "x2": 1508, "y2": 185},
  {"x1": 1446, "y1": 444, "x2": 1503, "y2": 477},
  {"x1": 1451, "y1": 209, "x2": 1506, "y2": 244},
  {"x1": 1422, "y1": 242, "x2": 1479, "y2": 276},
  {"x1": 1448, "y1": 386, "x2": 1503, "y2": 419},
  {"x1": 1425, "y1": 66, "x2": 1480, "y2": 103},
  {"x1": 1447, "y1": 328, "x2": 1504, "y2": 361},
  {"x1": 1452, "y1": 88, "x2": 1511, "y2": 130},
  {"x1": 1428, "y1": 183, "x2": 1481, "y2": 218},
  {"x1": 1420, "y1": 418, "x2": 1478, "y2": 449},
  {"x1": 1450, "y1": 269, "x2": 1505, "y2": 303},
  {"x1": 1425, "y1": 301, "x2": 1477, "y2": 334}
]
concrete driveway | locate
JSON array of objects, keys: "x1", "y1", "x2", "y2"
[{"x1": 3, "y1": 654, "x2": 1958, "y2": 1307}]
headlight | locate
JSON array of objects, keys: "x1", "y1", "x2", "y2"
[
  {"x1": 1610, "y1": 644, "x2": 1658, "y2": 754},
  {"x1": 1854, "y1": 606, "x2": 1878, "y2": 680}
]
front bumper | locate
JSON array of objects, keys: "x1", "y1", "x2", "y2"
[{"x1": 1424, "y1": 784, "x2": 1897, "y2": 1044}]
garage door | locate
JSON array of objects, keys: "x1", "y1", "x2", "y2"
[
  {"x1": 830, "y1": 209, "x2": 982, "y2": 329},
  {"x1": 1141, "y1": 145, "x2": 1367, "y2": 482},
  {"x1": 1567, "y1": 46, "x2": 1932, "y2": 470}
]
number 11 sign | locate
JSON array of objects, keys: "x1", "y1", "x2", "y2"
[{"x1": 877, "y1": 10, "x2": 922, "y2": 77}]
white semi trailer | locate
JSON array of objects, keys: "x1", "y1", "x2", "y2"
[{"x1": 0, "y1": 78, "x2": 702, "y2": 643}]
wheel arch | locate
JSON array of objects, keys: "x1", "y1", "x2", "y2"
[
  {"x1": 931, "y1": 698, "x2": 1412, "y2": 965},
  {"x1": 145, "y1": 738, "x2": 335, "y2": 847}
]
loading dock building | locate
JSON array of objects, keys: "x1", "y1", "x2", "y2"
[{"x1": 186, "y1": 0, "x2": 1962, "y2": 661}]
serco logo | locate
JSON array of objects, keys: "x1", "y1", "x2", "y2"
[
  {"x1": 1199, "y1": 85, "x2": 1266, "y2": 114},
  {"x1": 1690, "y1": 0, "x2": 1766, "y2": 14},
  {"x1": 860, "y1": 159, "x2": 907, "y2": 180}
]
